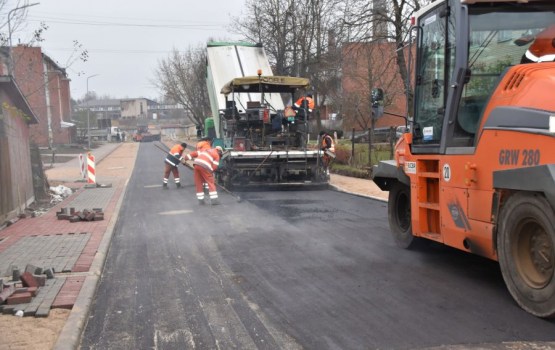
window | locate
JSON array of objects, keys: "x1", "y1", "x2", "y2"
[
  {"x1": 413, "y1": 5, "x2": 455, "y2": 146},
  {"x1": 454, "y1": 6, "x2": 555, "y2": 140}
]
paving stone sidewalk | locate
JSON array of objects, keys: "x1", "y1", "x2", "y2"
[
  {"x1": 0, "y1": 233, "x2": 91, "y2": 276},
  {"x1": 0, "y1": 142, "x2": 127, "y2": 318}
]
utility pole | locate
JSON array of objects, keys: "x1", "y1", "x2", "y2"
[
  {"x1": 8, "y1": 2, "x2": 40, "y2": 77},
  {"x1": 86, "y1": 74, "x2": 99, "y2": 150}
]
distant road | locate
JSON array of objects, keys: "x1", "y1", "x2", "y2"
[{"x1": 80, "y1": 143, "x2": 555, "y2": 349}]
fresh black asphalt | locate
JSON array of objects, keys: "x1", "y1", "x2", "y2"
[{"x1": 80, "y1": 143, "x2": 555, "y2": 349}]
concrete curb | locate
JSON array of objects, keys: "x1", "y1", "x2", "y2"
[
  {"x1": 329, "y1": 184, "x2": 388, "y2": 203},
  {"x1": 93, "y1": 142, "x2": 123, "y2": 167},
  {"x1": 52, "y1": 177, "x2": 130, "y2": 350}
]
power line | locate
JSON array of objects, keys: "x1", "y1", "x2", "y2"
[
  {"x1": 30, "y1": 10, "x2": 225, "y2": 25},
  {"x1": 27, "y1": 16, "x2": 226, "y2": 30},
  {"x1": 45, "y1": 47, "x2": 187, "y2": 54}
]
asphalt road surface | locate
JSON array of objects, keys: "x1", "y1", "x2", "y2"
[{"x1": 80, "y1": 143, "x2": 555, "y2": 349}]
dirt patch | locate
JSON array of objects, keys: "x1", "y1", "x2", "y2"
[
  {"x1": 329, "y1": 173, "x2": 388, "y2": 200},
  {"x1": 0, "y1": 309, "x2": 70, "y2": 350}
]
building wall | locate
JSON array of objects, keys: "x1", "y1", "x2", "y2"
[
  {"x1": 61, "y1": 78, "x2": 71, "y2": 121},
  {"x1": 47, "y1": 67, "x2": 63, "y2": 144},
  {"x1": 121, "y1": 99, "x2": 148, "y2": 119},
  {"x1": 0, "y1": 90, "x2": 34, "y2": 223},
  {"x1": 11, "y1": 46, "x2": 49, "y2": 146},
  {"x1": 9, "y1": 46, "x2": 73, "y2": 147},
  {"x1": 47, "y1": 67, "x2": 74, "y2": 145},
  {"x1": 59, "y1": 77, "x2": 74, "y2": 143},
  {"x1": 341, "y1": 42, "x2": 408, "y2": 130}
]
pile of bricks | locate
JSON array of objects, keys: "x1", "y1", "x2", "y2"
[
  {"x1": 0, "y1": 264, "x2": 54, "y2": 313},
  {"x1": 56, "y1": 207, "x2": 104, "y2": 222}
]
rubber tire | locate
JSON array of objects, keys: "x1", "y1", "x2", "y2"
[
  {"x1": 388, "y1": 182, "x2": 417, "y2": 249},
  {"x1": 497, "y1": 193, "x2": 555, "y2": 318}
]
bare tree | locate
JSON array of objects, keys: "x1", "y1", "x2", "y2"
[
  {"x1": 230, "y1": 0, "x2": 347, "y2": 133},
  {"x1": 342, "y1": 42, "x2": 402, "y2": 129},
  {"x1": 342, "y1": 0, "x2": 432, "y2": 115},
  {"x1": 0, "y1": 3, "x2": 88, "y2": 99},
  {"x1": 0, "y1": 0, "x2": 29, "y2": 44},
  {"x1": 231, "y1": 0, "x2": 291, "y2": 75},
  {"x1": 154, "y1": 46, "x2": 211, "y2": 128}
]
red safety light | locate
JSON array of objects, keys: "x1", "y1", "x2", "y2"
[{"x1": 410, "y1": 16, "x2": 415, "y2": 26}]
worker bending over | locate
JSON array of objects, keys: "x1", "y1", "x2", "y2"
[
  {"x1": 163, "y1": 142, "x2": 187, "y2": 189},
  {"x1": 196, "y1": 138, "x2": 212, "y2": 195},
  {"x1": 183, "y1": 146, "x2": 223, "y2": 205}
]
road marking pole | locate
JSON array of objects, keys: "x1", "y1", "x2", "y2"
[{"x1": 87, "y1": 152, "x2": 96, "y2": 184}]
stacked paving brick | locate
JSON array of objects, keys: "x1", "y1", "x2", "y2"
[
  {"x1": 0, "y1": 264, "x2": 63, "y2": 317},
  {"x1": 56, "y1": 207, "x2": 104, "y2": 222}
]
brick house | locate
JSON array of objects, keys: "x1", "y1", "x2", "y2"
[
  {"x1": 341, "y1": 42, "x2": 409, "y2": 131},
  {"x1": 0, "y1": 45, "x2": 74, "y2": 147},
  {"x1": 0, "y1": 75, "x2": 39, "y2": 224}
]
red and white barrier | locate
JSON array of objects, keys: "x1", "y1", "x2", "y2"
[{"x1": 87, "y1": 152, "x2": 96, "y2": 184}]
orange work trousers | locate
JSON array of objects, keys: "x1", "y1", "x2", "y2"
[{"x1": 193, "y1": 165, "x2": 217, "y2": 200}]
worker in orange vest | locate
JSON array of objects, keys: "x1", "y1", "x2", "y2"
[
  {"x1": 183, "y1": 146, "x2": 223, "y2": 205},
  {"x1": 196, "y1": 138, "x2": 211, "y2": 151},
  {"x1": 293, "y1": 93, "x2": 315, "y2": 123},
  {"x1": 196, "y1": 138, "x2": 212, "y2": 194},
  {"x1": 163, "y1": 142, "x2": 187, "y2": 189},
  {"x1": 319, "y1": 131, "x2": 335, "y2": 176},
  {"x1": 294, "y1": 93, "x2": 315, "y2": 112},
  {"x1": 520, "y1": 24, "x2": 555, "y2": 63}
]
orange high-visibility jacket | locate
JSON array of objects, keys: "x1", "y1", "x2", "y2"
[
  {"x1": 294, "y1": 96, "x2": 315, "y2": 111},
  {"x1": 523, "y1": 24, "x2": 555, "y2": 63},
  {"x1": 185, "y1": 148, "x2": 220, "y2": 172},
  {"x1": 169, "y1": 144, "x2": 185, "y2": 157},
  {"x1": 165, "y1": 144, "x2": 186, "y2": 167}
]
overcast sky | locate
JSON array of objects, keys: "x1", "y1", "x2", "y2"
[{"x1": 9, "y1": 0, "x2": 246, "y2": 100}]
